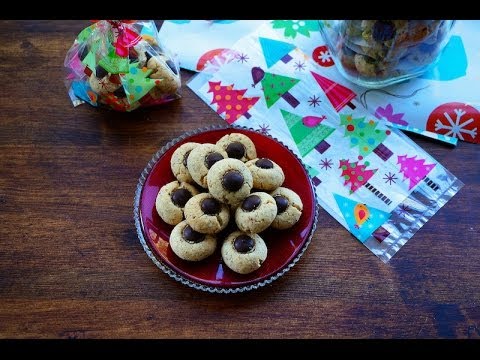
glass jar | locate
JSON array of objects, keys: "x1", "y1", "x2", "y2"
[{"x1": 320, "y1": 20, "x2": 456, "y2": 88}]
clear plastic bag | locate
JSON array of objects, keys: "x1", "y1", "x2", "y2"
[{"x1": 64, "y1": 20, "x2": 181, "y2": 112}]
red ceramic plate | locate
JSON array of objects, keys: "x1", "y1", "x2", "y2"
[{"x1": 134, "y1": 125, "x2": 319, "y2": 293}]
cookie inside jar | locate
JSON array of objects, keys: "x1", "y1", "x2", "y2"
[{"x1": 321, "y1": 20, "x2": 455, "y2": 88}]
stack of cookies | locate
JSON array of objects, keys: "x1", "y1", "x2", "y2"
[
  {"x1": 337, "y1": 20, "x2": 452, "y2": 80},
  {"x1": 155, "y1": 132, "x2": 304, "y2": 275}
]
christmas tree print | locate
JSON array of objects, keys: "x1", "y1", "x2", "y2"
[
  {"x1": 340, "y1": 159, "x2": 376, "y2": 193},
  {"x1": 252, "y1": 67, "x2": 300, "y2": 108},
  {"x1": 305, "y1": 164, "x2": 321, "y2": 187},
  {"x1": 339, "y1": 159, "x2": 392, "y2": 205},
  {"x1": 397, "y1": 155, "x2": 437, "y2": 191},
  {"x1": 81, "y1": 48, "x2": 97, "y2": 76},
  {"x1": 76, "y1": 24, "x2": 95, "y2": 43},
  {"x1": 271, "y1": 20, "x2": 319, "y2": 39},
  {"x1": 208, "y1": 81, "x2": 260, "y2": 124},
  {"x1": 98, "y1": 49, "x2": 130, "y2": 74},
  {"x1": 333, "y1": 193, "x2": 390, "y2": 243},
  {"x1": 120, "y1": 62, "x2": 155, "y2": 103},
  {"x1": 259, "y1": 37, "x2": 296, "y2": 68},
  {"x1": 311, "y1": 71, "x2": 356, "y2": 112},
  {"x1": 280, "y1": 109, "x2": 334, "y2": 156},
  {"x1": 71, "y1": 80, "x2": 98, "y2": 107},
  {"x1": 340, "y1": 114, "x2": 393, "y2": 161}
]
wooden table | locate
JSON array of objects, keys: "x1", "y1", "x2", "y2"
[{"x1": 1, "y1": 20, "x2": 479, "y2": 340}]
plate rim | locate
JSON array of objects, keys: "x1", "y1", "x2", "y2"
[{"x1": 133, "y1": 123, "x2": 320, "y2": 293}]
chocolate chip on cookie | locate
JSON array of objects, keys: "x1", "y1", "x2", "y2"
[
  {"x1": 255, "y1": 158, "x2": 274, "y2": 169},
  {"x1": 233, "y1": 235, "x2": 255, "y2": 253},
  {"x1": 241, "y1": 195, "x2": 261, "y2": 212},
  {"x1": 235, "y1": 192, "x2": 277, "y2": 233},
  {"x1": 155, "y1": 181, "x2": 200, "y2": 226},
  {"x1": 226, "y1": 142, "x2": 246, "y2": 160},
  {"x1": 184, "y1": 193, "x2": 230, "y2": 234},
  {"x1": 170, "y1": 142, "x2": 199, "y2": 184},
  {"x1": 187, "y1": 144, "x2": 228, "y2": 188},
  {"x1": 205, "y1": 152, "x2": 225, "y2": 169},
  {"x1": 207, "y1": 158, "x2": 253, "y2": 208},
  {"x1": 222, "y1": 170, "x2": 244, "y2": 192},
  {"x1": 245, "y1": 157, "x2": 284, "y2": 191},
  {"x1": 171, "y1": 188, "x2": 193, "y2": 207},
  {"x1": 269, "y1": 187, "x2": 303, "y2": 230},
  {"x1": 273, "y1": 195, "x2": 289, "y2": 214},
  {"x1": 169, "y1": 221, "x2": 217, "y2": 261},
  {"x1": 200, "y1": 197, "x2": 221, "y2": 215},
  {"x1": 216, "y1": 133, "x2": 257, "y2": 162},
  {"x1": 182, "y1": 224, "x2": 205, "y2": 244},
  {"x1": 221, "y1": 231, "x2": 268, "y2": 274}
]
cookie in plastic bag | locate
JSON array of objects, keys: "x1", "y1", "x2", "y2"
[{"x1": 64, "y1": 20, "x2": 181, "y2": 112}]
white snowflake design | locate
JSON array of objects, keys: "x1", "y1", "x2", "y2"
[
  {"x1": 435, "y1": 108, "x2": 478, "y2": 140},
  {"x1": 291, "y1": 20, "x2": 306, "y2": 31},
  {"x1": 316, "y1": 49, "x2": 332, "y2": 64}
]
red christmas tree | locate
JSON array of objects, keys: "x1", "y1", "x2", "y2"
[
  {"x1": 208, "y1": 81, "x2": 260, "y2": 124},
  {"x1": 339, "y1": 159, "x2": 392, "y2": 205},
  {"x1": 311, "y1": 71, "x2": 356, "y2": 112},
  {"x1": 397, "y1": 155, "x2": 436, "y2": 190},
  {"x1": 340, "y1": 159, "x2": 376, "y2": 193}
]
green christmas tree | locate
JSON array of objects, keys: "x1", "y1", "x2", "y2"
[
  {"x1": 280, "y1": 109, "x2": 335, "y2": 157},
  {"x1": 340, "y1": 114, "x2": 393, "y2": 161},
  {"x1": 271, "y1": 20, "x2": 320, "y2": 39},
  {"x1": 120, "y1": 62, "x2": 155, "y2": 103},
  {"x1": 98, "y1": 48, "x2": 129, "y2": 74},
  {"x1": 81, "y1": 41, "x2": 100, "y2": 74},
  {"x1": 251, "y1": 67, "x2": 300, "y2": 108},
  {"x1": 305, "y1": 164, "x2": 321, "y2": 187}
]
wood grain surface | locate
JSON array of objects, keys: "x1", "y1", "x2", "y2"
[{"x1": 0, "y1": 20, "x2": 479, "y2": 339}]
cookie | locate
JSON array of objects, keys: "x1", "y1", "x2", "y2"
[
  {"x1": 169, "y1": 220, "x2": 217, "y2": 261},
  {"x1": 88, "y1": 73, "x2": 121, "y2": 95},
  {"x1": 216, "y1": 133, "x2": 257, "y2": 162},
  {"x1": 245, "y1": 158, "x2": 285, "y2": 191},
  {"x1": 130, "y1": 44, "x2": 149, "y2": 68},
  {"x1": 269, "y1": 187, "x2": 303, "y2": 230},
  {"x1": 170, "y1": 142, "x2": 200, "y2": 184},
  {"x1": 338, "y1": 44, "x2": 358, "y2": 74},
  {"x1": 353, "y1": 54, "x2": 378, "y2": 78},
  {"x1": 207, "y1": 158, "x2": 253, "y2": 208},
  {"x1": 187, "y1": 143, "x2": 228, "y2": 188},
  {"x1": 148, "y1": 86, "x2": 179, "y2": 100},
  {"x1": 221, "y1": 231, "x2": 268, "y2": 274},
  {"x1": 335, "y1": 20, "x2": 451, "y2": 82},
  {"x1": 155, "y1": 181, "x2": 200, "y2": 226},
  {"x1": 235, "y1": 192, "x2": 277, "y2": 234},
  {"x1": 184, "y1": 192, "x2": 230, "y2": 234},
  {"x1": 147, "y1": 55, "x2": 181, "y2": 95},
  {"x1": 361, "y1": 20, "x2": 409, "y2": 48}
]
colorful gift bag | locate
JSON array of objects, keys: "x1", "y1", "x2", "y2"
[{"x1": 65, "y1": 20, "x2": 181, "y2": 112}]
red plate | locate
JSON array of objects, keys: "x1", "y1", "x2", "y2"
[{"x1": 134, "y1": 125, "x2": 319, "y2": 293}]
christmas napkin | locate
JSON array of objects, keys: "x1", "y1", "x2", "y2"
[
  {"x1": 188, "y1": 22, "x2": 463, "y2": 262},
  {"x1": 161, "y1": 20, "x2": 480, "y2": 144},
  {"x1": 266, "y1": 20, "x2": 480, "y2": 144},
  {"x1": 158, "y1": 20, "x2": 266, "y2": 72}
]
